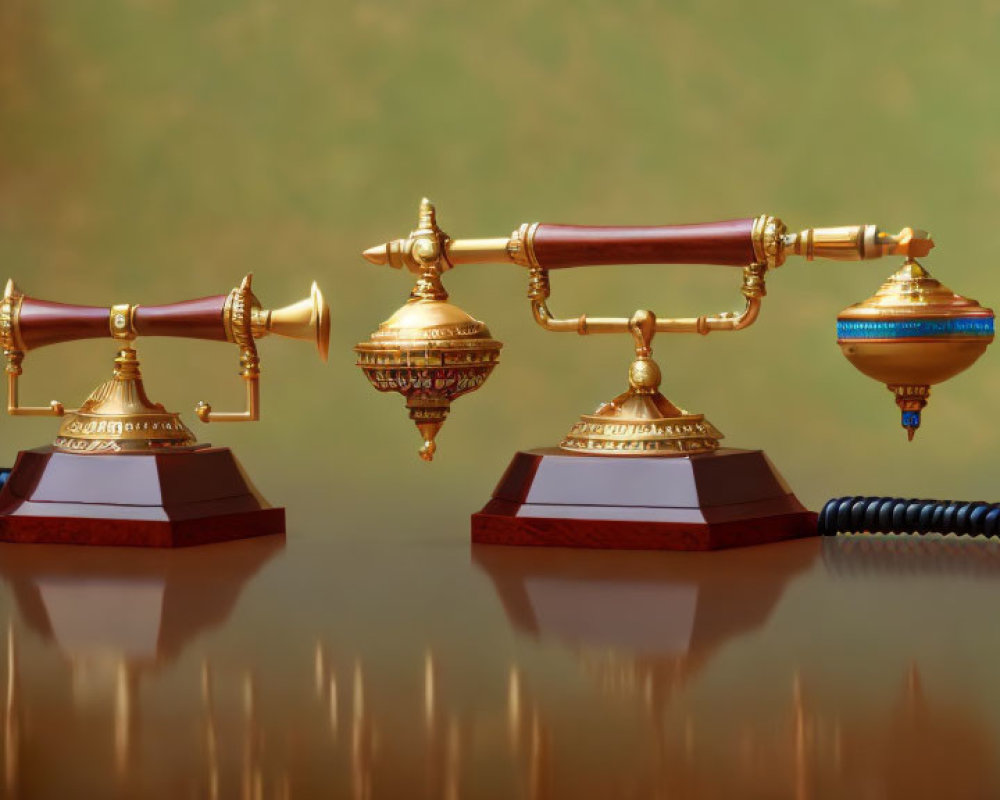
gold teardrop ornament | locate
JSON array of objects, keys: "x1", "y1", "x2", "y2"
[
  {"x1": 355, "y1": 297, "x2": 502, "y2": 461},
  {"x1": 837, "y1": 259, "x2": 994, "y2": 440}
]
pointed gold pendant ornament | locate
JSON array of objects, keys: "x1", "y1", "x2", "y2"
[
  {"x1": 837, "y1": 258, "x2": 994, "y2": 439},
  {"x1": 356, "y1": 200, "x2": 502, "y2": 461}
]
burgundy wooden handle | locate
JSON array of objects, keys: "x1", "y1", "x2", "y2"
[
  {"x1": 16, "y1": 295, "x2": 230, "y2": 351},
  {"x1": 133, "y1": 296, "x2": 229, "y2": 341},
  {"x1": 531, "y1": 218, "x2": 757, "y2": 268},
  {"x1": 18, "y1": 300, "x2": 108, "y2": 350}
]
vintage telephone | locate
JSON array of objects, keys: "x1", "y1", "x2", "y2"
[
  {"x1": 357, "y1": 199, "x2": 994, "y2": 550},
  {"x1": 0, "y1": 275, "x2": 330, "y2": 546}
]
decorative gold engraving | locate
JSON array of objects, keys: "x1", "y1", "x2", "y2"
[
  {"x1": 751, "y1": 215, "x2": 787, "y2": 268},
  {"x1": 357, "y1": 200, "x2": 503, "y2": 460},
  {"x1": 558, "y1": 310, "x2": 723, "y2": 455},
  {"x1": 55, "y1": 347, "x2": 196, "y2": 453},
  {"x1": 780, "y1": 225, "x2": 934, "y2": 262},
  {"x1": 0, "y1": 280, "x2": 25, "y2": 353},
  {"x1": 508, "y1": 223, "x2": 540, "y2": 268},
  {"x1": 1, "y1": 280, "x2": 64, "y2": 417},
  {"x1": 355, "y1": 298, "x2": 502, "y2": 461}
]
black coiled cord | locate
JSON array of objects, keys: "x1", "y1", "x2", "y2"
[{"x1": 819, "y1": 496, "x2": 1000, "y2": 537}]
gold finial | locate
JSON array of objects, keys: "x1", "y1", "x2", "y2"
[
  {"x1": 359, "y1": 199, "x2": 452, "y2": 300},
  {"x1": 362, "y1": 244, "x2": 389, "y2": 266},
  {"x1": 418, "y1": 196, "x2": 436, "y2": 230},
  {"x1": 416, "y1": 417, "x2": 443, "y2": 462},
  {"x1": 409, "y1": 199, "x2": 449, "y2": 301}
]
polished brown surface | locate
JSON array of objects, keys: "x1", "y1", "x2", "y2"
[
  {"x1": 472, "y1": 449, "x2": 816, "y2": 550},
  {"x1": 0, "y1": 447, "x2": 283, "y2": 546},
  {"x1": 532, "y1": 219, "x2": 757, "y2": 268},
  {"x1": 18, "y1": 298, "x2": 109, "y2": 351},
  {"x1": 1, "y1": 529, "x2": 999, "y2": 798},
  {"x1": 16, "y1": 295, "x2": 230, "y2": 351},
  {"x1": 132, "y1": 296, "x2": 228, "y2": 342}
]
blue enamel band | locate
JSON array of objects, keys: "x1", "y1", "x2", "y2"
[{"x1": 837, "y1": 317, "x2": 995, "y2": 340}]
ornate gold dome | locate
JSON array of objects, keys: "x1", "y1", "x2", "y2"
[{"x1": 356, "y1": 297, "x2": 502, "y2": 461}]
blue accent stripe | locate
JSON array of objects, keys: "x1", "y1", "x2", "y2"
[{"x1": 837, "y1": 317, "x2": 994, "y2": 340}]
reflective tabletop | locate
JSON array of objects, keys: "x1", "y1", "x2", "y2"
[{"x1": 1, "y1": 530, "x2": 998, "y2": 799}]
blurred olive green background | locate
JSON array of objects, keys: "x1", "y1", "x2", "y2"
[{"x1": 1, "y1": 0, "x2": 999, "y2": 541}]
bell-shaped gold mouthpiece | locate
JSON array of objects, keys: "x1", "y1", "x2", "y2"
[{"x1": 256, "y1": 282, "x2": 331, "y2": 361}]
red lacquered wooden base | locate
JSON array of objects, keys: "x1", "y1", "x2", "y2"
[
  {"x1": 0, "y1": 446, "x2": 284, "y2": 547},
  {"x1": 472, "y1": 448, "x2": 817, "y2": 551}
]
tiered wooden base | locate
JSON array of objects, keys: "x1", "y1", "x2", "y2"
[
  {"x1": 0, "y1": 446, "x2": 284, "y2": 547},
  {"x1": 472, "y1": 448, "x2": 817, "y2": 551}
]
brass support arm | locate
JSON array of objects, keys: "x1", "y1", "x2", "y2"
[
  {"x1": 0, "y1": 282, "x2": 64, "y2": 415},
  {"x1": 195, "y1": 358, "x2": 260, "y2": 423},
  {"x1": 196, "y1": 275, "x2": 262, "y2": 423},
  {"x1": 3, "y1": 351, "x2": 65, "y2": 417},
  {"x1": 527, "y1": 263, "x2": 766, "y2": 337}
]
